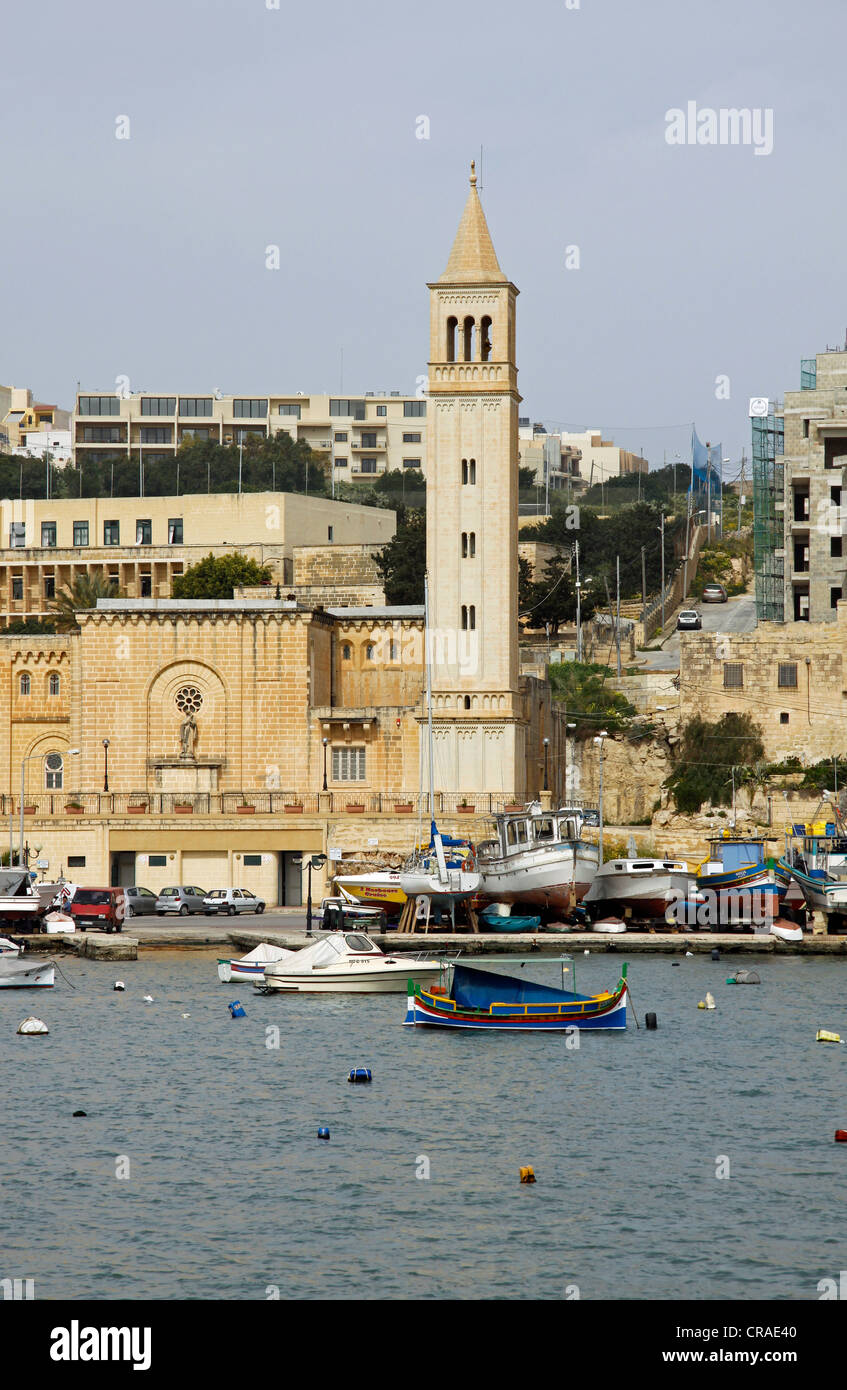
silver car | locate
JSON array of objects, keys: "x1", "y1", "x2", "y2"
[
  {"x1": 203, "y1": 888, "x2": 266, "y2": 916},
  {"x1": 124, "y1": 886, "x2": 160, "y2": 918},
  {"x1": 155, "y1": 885, "x2": 209, "y2": 916}
]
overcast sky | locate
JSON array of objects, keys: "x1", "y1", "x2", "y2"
[{"x1": 3, "y1": 0, "x2": 845, "y2": 474}]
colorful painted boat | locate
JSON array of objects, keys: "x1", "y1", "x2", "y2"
[
  {"x1": 404, "y1": 961, "x2": 628, "y2": 1031},
  {"x1": 780, "y1": 823, "x2": 847, "y2": 926},
  {"x1": 696, "y1": 834, "x2": 791, "y2": 925}
]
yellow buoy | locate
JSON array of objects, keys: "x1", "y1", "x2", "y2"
[
  {"x1": 817, "y1": 1030, "x2": 843, "y2": 1044},
  {"x1": 519, "y1": 1166, "x2": 536, "y2": 1184}
]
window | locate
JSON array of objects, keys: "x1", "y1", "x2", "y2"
[
  {"x1": 403, "y1": 458, "x2": 421, "y2": 469},
  {"x1": 77, "y1": 396, "x2": 120, "y2": 416},
  {"x1": 278, "y1": 404, "x2": 301, "y2": 418},
  {"x1": 44, "y1": 576, "x2": 55, "y2": 600},
  {"x1": 461, "y1": 458, "x2": 477, "y2": 485},
  {"x1": 376, "y1": 405, "x2": 387, "y2": 417},
  {"x1": 832, "y1": 487, "x2": 842, "y2": 507},
  {"x1": 179, "y1": 398, "x2": 213, "y2": 416},
  {"x1": 140, "y1": 397, "x2": 175, "y2": 415},
  {"x1": 832, "y1": 536, "x2": 843, "y2": 558},
  {"x1": 335, "y1": 457, "x2": 347, "y2": 468},
  {"x1": 48, "y1": 673, "x2": 60, "y2": 696},
  {"x1": 342, "y1": 644, "x2": 352, "y2": 660},
  {"x1": 777, "y1": 662, "x2": 798, "y2": 689},
  {"x1": 803, "y1": 418, "x2": 810, "y2": 438},
  {"x1": 148, "y1": 854, "x2": 167, "y2": 867},
  {"x1": 328, "y1": 526, "x2": 334, "y2": 542},
  {"x1": 462, "y1": 532, "x2": 476, "y2": 558},
  {"x1": 366, "y1": 643, "x2": 375, "y2": 659},
  {"x1": 360, "y1": 458, "x2": 377, "y2": 473},
  {"x1": 332, "y1": 746, "x2": 366, "y2": 781},
  {"x1": 12, "y1": 577, "x2": 23, "y2": 600},
  {"x1": 19, "y1": 673, "x2": 30, "y2": 695},
  {"x1": 44, "y1": 751, "x2": 62, "y2": 788},
  {"x1": 103, "y1": 520, "x2": 120, "y2": 545},
  {"x1": 361, "y1": 432, "x2": 378, "y2": 448},
  {"x1": 780, "y1": 712, "x2": 790, "y2": 725},
  {"x1": 461, "y1": 605, "x2": 476, "y2": 630},
  {"x1": 832, "y1": 587, "x2": 843, "y2": 609},
  {"x1": 330, "y1": 400, "x2": 365, "y2": 419},
  {"x1": 168, "y1": 518, "x2": 183, "y2": 544},
  {"x1": 140, "y1": 574, "x2": 152, "y2": 597},
  {"x1": 404, "y1": 401, "x2": 426, "y2": 417},
  {"x1": 244, "y1": 854, "x2": 262, "y2": 867},
  {"x1": 40, "y1": 523, "x2": 57, "y2": 547},
  {"x1": 10, "y1": 522, "x2": 25, "y2": 547},
  {"x1": 140, "y1": 426, "x2": 172, "y2": 444},
  {"x1": 67, "y1": 856, "x2": 86, "y2": 869},
  {"x1": 233, "y1": 399, "x2": 268, "y2": 418},
  {"x1": 73, "y1": 522, "x2": 89, "y2": 547},
  {"x1": 334, "y1": 432, "x2": 348, "y2": 442},
  {"x1": 723, "y1": 663, "x2": 743, "y2": 689},
  {"x1": 403, "y1": 433, "x2": 421, "y2": 444},
  {"x1": 136, "y1": 519, "x2": 152, "y2": 545},
  {"x1": 81, "y1": 425, "x2": 124, "y2": 442}
]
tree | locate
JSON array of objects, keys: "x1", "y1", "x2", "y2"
[
  {"x1": 548, "y1": 661, "x2": 635, "y2": 737},
  {"x1": 373, "y1": 509, "x2": 426, "y2": 605},
  {"x1": 51, "y1": 573, "x2": 122, "y2": 631},
  {"x1": 524, "y1": 502, "x2": 682, "y2": 602},
  {"x1": 519, "y1": 551, "x2": 583, "y2": 632},
  {"x1": 172, "y1": 552, "x2": 272, "y2": 599},
  {"x1": 664, "y1": 712, "x2": 765, "y2": 813}
]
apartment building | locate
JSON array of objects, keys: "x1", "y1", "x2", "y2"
[
  {"x1": 0, "y1": 492, "x2": 394, "y2": 626},
  {"x1": 72, "y1": 390, "x2": 428, "y2": 484},
  {"x1": 557, "y1": 430, "x2": 648, "y2": 486},
  {"x1": 518, "y1": 420, "x2": 583, "y2": 493},
  {"x1": 1, "y1": 386, "x2": 71, "y2": 453}
]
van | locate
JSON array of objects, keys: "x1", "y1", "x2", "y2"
[{"x1": 69, "y1": 887, "x2": 125, "y2": 932}]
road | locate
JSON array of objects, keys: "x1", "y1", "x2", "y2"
[{"x1": 637, "y1": 592, "x2": 758, "y2": 670}]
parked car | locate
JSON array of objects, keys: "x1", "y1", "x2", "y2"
[
  {"x1": 69, "y1": 887, "x2": 126, "y2": 933},
  {"x1": 155, "y1": 886, "x2": 209, "y2": 916},
  {"x1": 676, "y1": 609, "x2": 702, "y2": 630},
  {"x1": 702, "y1": 583, "x2": 728, "y2": 603},
  {"x1": 123, "y1": 886, "x2": 159, "y2": 918},
  {"x1": 203, "y1": 888, "x2": 266, "y2": 916}
]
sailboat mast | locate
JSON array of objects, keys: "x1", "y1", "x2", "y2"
[{"x1": 424, "y1": 571, "x2": 435, "y2": 817}]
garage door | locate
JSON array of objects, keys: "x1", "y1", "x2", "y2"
[{"x1": 181, "y1": 851, "x2": 229, "y2": 893}]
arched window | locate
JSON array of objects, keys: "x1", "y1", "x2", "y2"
[
  {"x1": 461, "y1": 533, "x2": 468, "y2": 558},
  {"x1": 446, "y1": 316, "x2": 457, "y2": 362},
  {"x1": 469, "y1": 458, "x2": 477, "y2": 484},
  {"x1": 480, "y1": 316, "x2": 492, "y2": 362},
  {"x1": 464, "y1": 695, "x2": 471, "y2": 710},
  {"x1": 342, "y1": 644, "x2": 352, "y2": 660},
  {"x1": 19, "y1": 673, "x2": 30, "y2": 696},
  {"x1": 366, "y1": 643, "x2": 375, "y2": 660},
  {"x1": 462, "y1": 316, "x2": 475, "y2": 362},
  {"x1": 469, "y1": 605, "x2": 476, "y2": 630},
  {"x1": 48, "y1": 673, "x2": 60, "y2": 696},
  {"x1": 462, "y1": 459, "x2": 468, "y2": 485},
  {"x1": 45, "y1": 751, "x2": 63, "y2": 789},
  {"x1": 461, "y1": 605, "x2": 467, "y2": 630}
]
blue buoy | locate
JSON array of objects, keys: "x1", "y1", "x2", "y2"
[
  {"x1": 228, "y1": 1001, "x2": 246, "y2": 1018},
  {"x1": 348, "y1": 1067, "x2": 372, "y2": 1084},
  {"x1": 318, "y1": 1126, "x2": 330, "y2": 1141}
]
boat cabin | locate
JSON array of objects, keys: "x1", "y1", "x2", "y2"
[
  {"x1": 604, "y1": 859, "x2": 687, "y2": 874},
  {"x1": 478, "y1": 807, "x2": 588, "y2": 861},
  {"x1": 702, "y1": 835, "x2": 769, "y2": 876}
]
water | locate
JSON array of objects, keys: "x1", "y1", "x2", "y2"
[{"x1": 3, "y1": 950, "x2": 847, "y2": 1300}]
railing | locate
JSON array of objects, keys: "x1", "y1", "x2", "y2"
[{"x1": 0, "y1": 791, "x2": 593, "y2": 818}]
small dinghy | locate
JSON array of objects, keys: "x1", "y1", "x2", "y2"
[
  {"x1": 591, "y1": 917, "x2": 627, "y2": 934},
  {"x1": 479, "y1": 905, "x2": 542, "y2": 933},
  {"x1": 770, "y1": 919, "x2": 803, "y2": 943},
  {"x1": 217, "y1": 942, "x2": 290, "y2": 983},
  {"x1": 260, "y1": 931, "x2": 443, "y2": 994},
  {"x1": 42, "y1": 912, "x2": 75, "y2": 933},
  {"x1": 0, "y1": 936, "x2": 23, "y2": 957},
  {"x1": 0, "y1": 957, "x2": 55, "y2": 988}
]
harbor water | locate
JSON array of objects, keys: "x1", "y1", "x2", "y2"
[{"x1": 4, "y1": 950, "x2": 847, "y2": 1301}]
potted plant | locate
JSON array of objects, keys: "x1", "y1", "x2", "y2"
[
  {"x1": 457, "y1": 799, "x2": 475, "y2": 814},
  {"x1": 174, "y1": 802, "x2": 194, "y2": 814},
  {"x1": 504, "y1": 802, "x2": 523, "y2": 813},
  {"x1": 23, "y1": 804, "x2": 36, "y2": 815},
  {"x1": 346, "y1": 802, "x2": 366, "y2": 813},
  {"x1": 127, "y1": 802, "x2": 148, "y2": 814},
  {"x1": 236, "y1": 801, "x2": 256, "y2": 815},
  {"x1": 394, "y1": 802, "x2": 413, "y2": 814},
  {"x1": 284, "y1": 801, "x2": 304, "y2": 813},
  {"x1": 65, "y1": 801, "x2": 84, "y2": 815}
]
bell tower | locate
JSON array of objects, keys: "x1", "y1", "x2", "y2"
[{"x1": 425, "y1": 162, "x2": 525, "y2": 794}]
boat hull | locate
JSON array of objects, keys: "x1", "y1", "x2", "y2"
[
  {"x1": 0, "y1": 961, "x2": 55, "y2": 988},
  {"x1": 405, "y1": 988, "x2": 627, "y2": 1031},
  {"x1": 260, "y1": 962, "x2": 442, "y2": 994},
  {"x1": 477, "y1": 843, "x2": 599, "y2": 912},
  {"x1": 333, "y1": 875, "x2": 407, "y2": 916},
  {"x1": 584, "y1": 867, "x2": 696, "y2": 920},
  {"x1": 694, "y1": 864, "x2": 790, "y2": 923}
]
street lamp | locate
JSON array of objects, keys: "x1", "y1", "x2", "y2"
[
  {"x1": 592, "y1": 730, "x2": 608, "y2": 861},
  {"x1": 565, "y1": 722, "x2": 576, "y2": 801},
  {"x1": 292, "y1": 852, "x2": 327, "y2": 937},
  {"x1": 322, "y1": 737, "x2": 329, "y2": 792},
  {"x1": 102, "y1": 738, "x2": 110, "y2": 793},
  {"x1": 542, "y1": 737, "x2": 550, "y2": 791},
  {"x1": 20, "y1": 747, "x2": 79, "y2": 869}
]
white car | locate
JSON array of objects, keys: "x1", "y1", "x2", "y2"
[{"x1": 203, "y1": 888, "x2": 266, "y2": 916}]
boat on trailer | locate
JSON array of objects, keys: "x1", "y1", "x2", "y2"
[
  {"x1": 583, "y1": 858, "x2": 698, "y2": 921},
  {"x1": 696, "y1": 833, "x2": 791, "y2": 925},
  {"x1": 404, "y1": 959, "x2": 628, "y2": 1031},
  {"x1": 780, "y1": 818, "x2": 847, "y2": 929},
  {"x1": 475, "y1": 804, "x2": 600, "y2": 913}
]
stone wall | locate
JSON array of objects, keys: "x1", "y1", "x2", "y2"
[{"x1": 291, "y1": 543, "x2": 386, "y2": 607}]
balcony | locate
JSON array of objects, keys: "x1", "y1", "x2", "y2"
[{"x1": 2, "y1": 790, "x2": 558, "y2": 818}]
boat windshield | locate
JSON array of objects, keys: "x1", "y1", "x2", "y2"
[
  {"x1": 532, "y1": 817, "x2": 556, "y2": 842},
  {"x1": 505, "y1": 820, "x2": 529, "y2": 848},
  {"x1": 344, "y1": 934, "x2": 378, "y2": 953}
]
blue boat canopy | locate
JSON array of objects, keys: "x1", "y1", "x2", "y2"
[{"x1": 451, "y1": 964, "x2": 587, "y2": 1009}]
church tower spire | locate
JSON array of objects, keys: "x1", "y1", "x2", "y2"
[{"x1": 424, "y1": 163, "x2": 525, "y2": 797}]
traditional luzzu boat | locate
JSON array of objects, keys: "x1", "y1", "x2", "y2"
[
  {"x1": 404, "y1": 960, "x2": 628, "y2": 1031},
  {"x1": 696, "y1": 832, "x2": 791, "y2": 926},
  {"x1": 780, "y1": 818, "x2": 847, "y2": 929}
]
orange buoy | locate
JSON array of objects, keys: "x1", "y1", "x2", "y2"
[{"x1": 836, "y1": 1130, "x2": 847, "y2": 1143}]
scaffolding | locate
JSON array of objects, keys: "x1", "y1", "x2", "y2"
[
  {"x1": 752, "y1": 406, "x2": 784, "y2": 622},
  {"x1": 800, "y1": 358, "x2": 817, "y2": 390}
]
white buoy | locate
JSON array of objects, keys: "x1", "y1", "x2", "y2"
[
  {"x1": 705, "y1": 991, "x2": 716, "y2": 1010},
  {"x1": 181, "y1": 1013, "x2": 190, "y2": 1019},
  {"x1": 143, "y1": 994, "x2": 154, "y2": 1003},
  {"x1": 584, "y1": 949, "x2": 590, "y2": 956},
  {"x1": 114, "y1": 981, "x2": 125, "y2": 991},
  {"x1": 17, "y1": 1016, "x2": 48, "y2": 1035},
  {"x1": 685, "y1": 951, "x2": 694, "y2": 957}
]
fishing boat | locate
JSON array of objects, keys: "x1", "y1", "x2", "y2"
[
  {"x1": 217, "y1": 941, "x2": 291, "y2": 984},
  {"x1": 583, "y1": 857, "x2": 698, "y2": 921},
  {"x1": 475, "y1": 804, "x2": 600, "y2": 912},
  {"x1": 696, "y1": 832, "x2": 791, "y2": 926},
  {"x1": 0, "y1": 957, "x2": 55, "y2": 988},
  {"x1": 780, "y1": 818, "x2": 847, "y2": 928},
  {"x1": 404, "y1": 959, "x2": 628, "y2": 1031},
  {"x1": 258, "y1": 930, "x2": 443, "y2": 994},
  {"x1": 479, "y1": 904, "x2": 542, "y2": 933},
  {"x1": 0, "y1": 869, "x2": 44, "y2": 932}
]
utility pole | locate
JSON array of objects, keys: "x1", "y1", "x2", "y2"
[
  {"x1": 616, "y1": 555, "x2": 621, "y2": 677},
  {"x1": 682, "y1": 488, "x2": 693, "y2": 596},
  {"x1": 706, "y1": 445, "x2": 712, "y2": 544},
  {"x1": 660, "y1": 512, "x2": 666, "y2": 634},
  {"x1": 640, "y1": 545, "x2": 647, "y2": 616},
  {"x1": 574, "y1": 540, "x2": 582, "y2": 662},
  {"x1": 736, "y1": 450, "x2": 745, "y2": 533}
]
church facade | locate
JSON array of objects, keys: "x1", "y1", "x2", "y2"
[{"x1": 0, "y1": 168, "x2": 563, "y2": 900}]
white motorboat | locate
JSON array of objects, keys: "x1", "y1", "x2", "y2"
[
  {"x1": 0, "y1": 936, "x2": 23, "y2": 956},
  {"x1": 583, "y1": 858, "x2": 699, "y2": 921},
  {"x1": 0, "y1": 957, "x2": 55, "y2": 988},
  {"x1": 258, "y1": 931, "x2": 443, "y2": 994},
  {"x1": 0, "y1": 870, "x2": 44, "y2": 930},
  {"x1": 217, "y1": 941, "x2": 291, "y2": 983},
  {"x1": 476, "y1": 804, "x2": 600, "y2": 912}
]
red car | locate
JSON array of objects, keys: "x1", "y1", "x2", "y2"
[{"x1": 69, "y1": 887, "x2": 126, "y2": 932}]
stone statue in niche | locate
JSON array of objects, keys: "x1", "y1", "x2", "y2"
[{"x1": 179, "y1": 712, "x2": 198, "y2": 760}]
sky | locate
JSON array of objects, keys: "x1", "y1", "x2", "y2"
[{"x1": 3, "y1": 0, "x2": 846, "y2": 477}]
